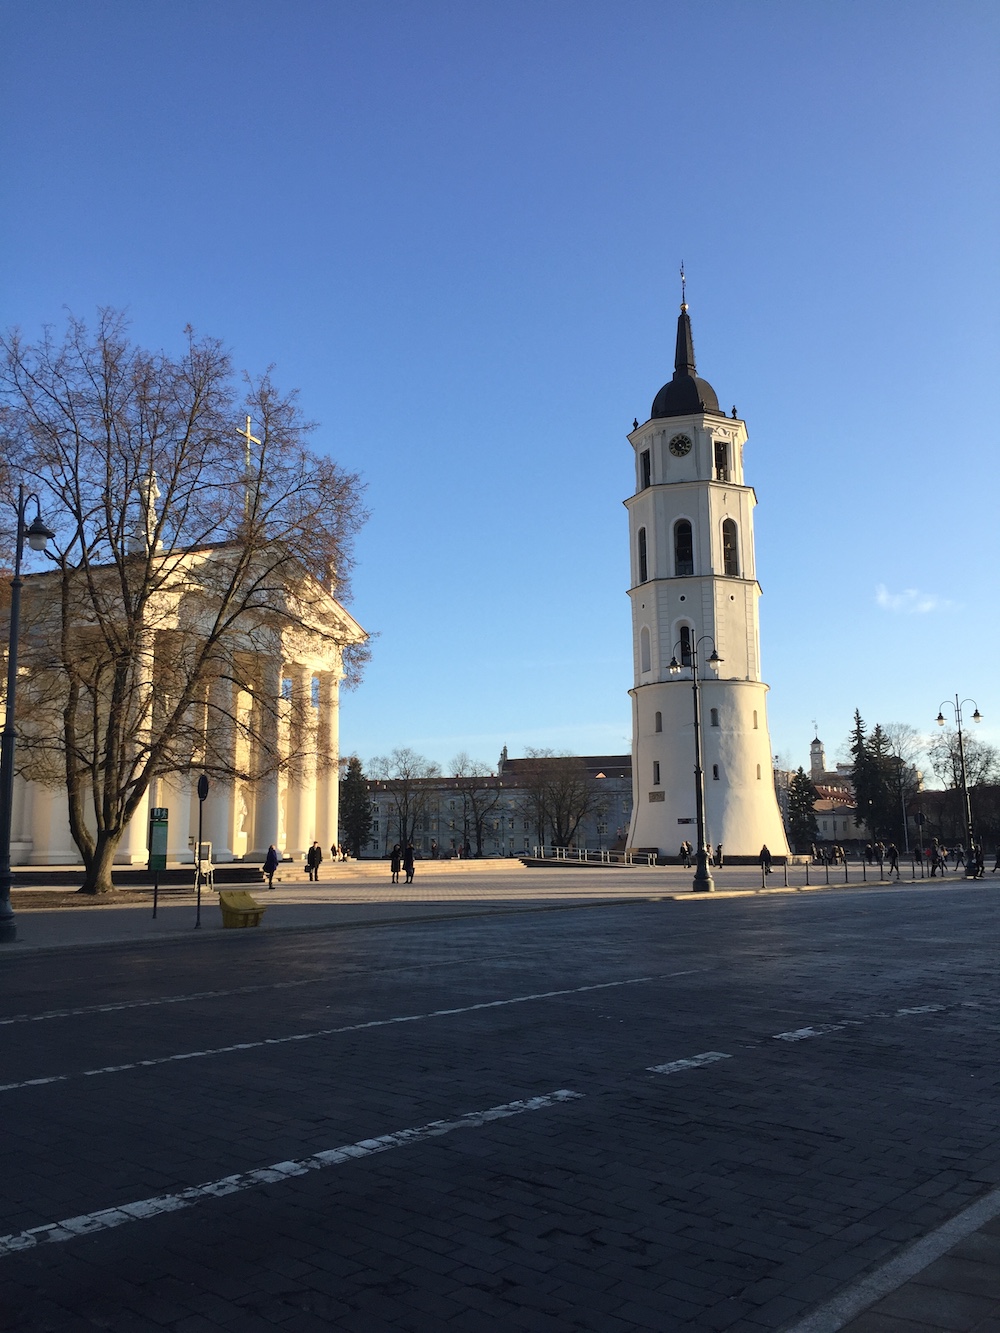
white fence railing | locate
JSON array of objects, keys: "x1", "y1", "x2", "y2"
[{"x1": 532, "y1": 847, "x2": 656, "y2": 867}]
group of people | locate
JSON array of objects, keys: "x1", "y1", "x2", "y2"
[
  {"x1": 261, "y1": 841, "x2": 351, "y2": 889},
  {"x1": 676, "y1": 840, "x2": 774, "y2": 872},
  {"x1": 390, "y1": 843, "x2": 416, "y2": 884}
]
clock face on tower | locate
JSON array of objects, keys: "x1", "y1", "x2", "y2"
[{"x1": 668, "y1": 433, "x2": 692, "y2": 457}]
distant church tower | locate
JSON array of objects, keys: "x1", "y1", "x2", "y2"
[{"x1": 625, "y1": 295, "x2": 789, "y2": 857}]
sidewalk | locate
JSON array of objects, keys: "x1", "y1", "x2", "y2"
[{"x1": 2, "y1": 859, "x2": 987, "y2": 955}]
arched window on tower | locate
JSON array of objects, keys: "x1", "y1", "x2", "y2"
[
  {"x1": 710, "y1": 708, "x2": 719, "y2": 727},
  {"x1": 674, "y1": 520, "x2": 694, "y2": 576},
  {"x1": 654, "y1": 711, "x2": 662, "y2": 733},
  {"x1": 640, "y1": 626, "x2": 651, "y2": 674},
  {"x1": 753, "y1": 709, "x2": 758, "y2": 729},
  {"x1": 679, "y1": 624, "x2": 692, "y2": 667},
  {"x1": 637, "y1": 527, "x2": 648, "y2": 583},
  {"x1": 722, "y1": 519, "x2": 739, "y2": 576}
]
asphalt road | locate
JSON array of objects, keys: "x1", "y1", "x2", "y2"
[{"x1": 0, "y1": 879, "x2": 997, "y2": 1332}]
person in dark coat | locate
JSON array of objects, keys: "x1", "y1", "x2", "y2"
[
  {"x1": 403, "y1": 843, "x2": 415, "y2": 884},
  {"x1": 759, "y1": 844, "x2": 772, "y2": 874},
  {"x1": 306, "y1": 841, "x2": 323, "y2": 881},
  {"x1": 263, "y1": 844, "x2": 280, "y2": 890},
  {"x1": 390, "y1": 844, "x2": 401, "y2": 883}
]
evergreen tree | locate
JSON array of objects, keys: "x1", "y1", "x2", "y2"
[
  {"x1": 787, "y1": 767, "x2": 819, "y2": 850},
  {"x1": 848, "y1": 712, "x2": 901, "y2": 841},
  {"x1": 339, "y1": 756, "x2": 373, "y2": 857}
]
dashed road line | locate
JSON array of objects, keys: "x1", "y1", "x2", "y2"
[
  {"x1": 648, "y1": 1051, "x2": 732, "y2": 1074},
  {"x1": 0, "y1": 1089, "x2": 584, "y2": 1259},
  {"x1": 0, "y1": 974, "x2": 688, "y2": 1095},
  {"x1": 773, "y1": 1002, "x2": 952, "y2": 1042}
]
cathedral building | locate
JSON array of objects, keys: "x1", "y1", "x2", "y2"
[{"x1": 625, "y1": 297, "x2": 789, "y2": 858}]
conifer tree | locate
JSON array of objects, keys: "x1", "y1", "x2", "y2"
[
  {"x1": 339, "y1": 756, "x2": 373, "y2": 858},
  {"x1": 787, "y1": 767, "x2": 819, "y2": 850}
]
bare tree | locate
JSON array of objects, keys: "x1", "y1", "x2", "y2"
[
  {"x1": 450, "y1": 752, "x2": 502, "y2": 857},
  {"x1": 0, "y1": 311, "x2": 368, "y2": 892},
  {"x1": 928, "y1": 730, "x2": 1000, "y2": 791},
  {"x1": 511, "y1": 749, "x2": 606, "y2": 850},
  {"x1": 369, "y1": 747, "x2": 440, "y2": 847}
]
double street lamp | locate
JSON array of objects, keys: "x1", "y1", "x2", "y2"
[
  {"x1": 0, "y1": 488, "x2": 55, "y2": 943},
  {"x1": 935, "y1": 695, "x2": 981, "y2": 879},
  {"x1": 669, "y1": 635, "x2": 722, "y2": 893}
]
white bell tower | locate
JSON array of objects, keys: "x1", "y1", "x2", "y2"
[{"x1": 625, "y1": 296, "x2": 789, "y2": 859}]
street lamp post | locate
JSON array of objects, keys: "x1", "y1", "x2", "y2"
[
  {"x1": 936, "y1": 695, "x2": 981, "y2": 879},
  {"x1": 669, "y1": 637, "x2": 722, "y2": 893},
  {"x1": 0, "y1": 487, "x2": 55, "y2": 943}
]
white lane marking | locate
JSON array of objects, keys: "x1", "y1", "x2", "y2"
[
  {"x1": 0, "y1": 979, "x2": 320, "y2": 1027},
  {"x1": 0, "y1": 1089, "x2": 584, "y2": 1259},
  {"x1": 782, "y1": 1184, "x2": 1000, "y2": 1332},
  {"x1": 0, "y1": 955, "x2": 511, "y2": 1027},
  {"x1": 773, "y1": 1024, "x2": 849, "y2": 1042},
  {"x1": 0, "y1": 974, "x2": 682, "y2": 1095},
  {"x1": 648, "y1": 1051, "x2": 732, "y2": 1074},
  {"x1": 774, "y1": 1003, "x2": 952, "y2": 1042}
]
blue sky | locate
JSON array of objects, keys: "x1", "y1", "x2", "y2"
[{"x1": 2, "y1": 0, "x2": 998, "y2": 779}]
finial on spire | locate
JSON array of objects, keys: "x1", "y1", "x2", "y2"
[{"x1": 679, "y1": 261, "x2": 687, "y2": 311}]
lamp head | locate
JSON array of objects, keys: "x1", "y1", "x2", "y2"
[
  {"x1": 708, "y1": 649, "x2": 723, "y2": 667},
  {"x1": 26, "y1": 512, "x2": 55, "y2": 552},
  {"x1": 973, "y1": 709, "x2": 982, "y2": 724},
  {"x1": 668, "y1": 657, "x2": 681, "y2": 675},
  {"x1": 936, "y1": 712, "x2": 945, "y2": 727}
]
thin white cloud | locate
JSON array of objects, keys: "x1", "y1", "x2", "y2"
[{"x1": 875, "y1": 584, "x2": 955, "y2": 614}]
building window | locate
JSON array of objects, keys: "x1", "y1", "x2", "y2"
[
  {"x1": 640, "y1": 626, "x2": 651, "y2": 673},
  {"x1": 756, "y1": 764, "x2": 761, "y2": 780},
  {"x1": 654, "y1": 711, "x2": 662, "y2": 733},
  {"x1": 722, "y1": 518, "x2": 739, "y2": 576},
  {"x1": 674, "y1": 520, "x2": 693, "y2": 576},
  {"x1": 753, "y1": 710, "x2": 758, "y2": 729},
  {"x1": 679, "y1": 624, "x2": 692, "y2": 667},
  {"x1": 653, "y1": 761, "x2": 660, "y2": 785},
  {"x1": 637, "y1": 527, "x2": 648, "y2": 583},
  {"x1": 714, "y1": 439, "x2": 729, "y2": 482},
  {"x1": 712, "y1": 764, "x2": 720, "y2": 780},
  {"x1": 710, "y1": 707, "x2": 719, "y2": 727},
  {"x1": 640, "y1": 449, "x2": 651, "y2": 490}
]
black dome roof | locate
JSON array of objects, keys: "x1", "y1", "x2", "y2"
[{"x1": 651, "y1": 305, "x2": 721, "y2": 419}]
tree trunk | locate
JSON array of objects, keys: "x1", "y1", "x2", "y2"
[{"x1": 77, "y1": 831, "x2": 122, "y2": 894}]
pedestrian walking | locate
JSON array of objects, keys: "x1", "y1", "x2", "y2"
[
  {"x1": 714, "y1": 844, "x2": 724, "y2": 867},
  {"x1": 390, "y1": 844, "x2": 401, "y2": 883},
  {"x1": 306, "y1": 840, "x2": 323, "y2": 881},
  {"x1": 679, "y1": 841, "x2": 691, "y2": 867},
  {"x1": 263, "y1": 844, "x2": 280, "y2": 890},
  {"x1": 886, "y1": 843, "x2": 899, "y2": 876},
  {"x1": 759, "y1": 844, "x2": 772, "y2": 874},
  {"x1": 403, "y1": 843, "x2": 416, "y2": 884}
]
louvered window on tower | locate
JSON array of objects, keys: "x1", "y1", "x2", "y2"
[
  {"x1": 679, "y1": 624, "x2": 692, "y2": 666},
  {"x1": 637, "y1": 527, "x2": 648, "y2": 582},
  {"x1": 640, "y1": 449, "x2": 651, "y2": 490},
  {"x1": 722, "y1": 519, "x2": 739, "y2": 576},
  {"x1": 714, "y1": 439, "x2": 729, "y2": 481},
  {"x1": 674, "y1": 520, "x2": 693, "y2": 576}
]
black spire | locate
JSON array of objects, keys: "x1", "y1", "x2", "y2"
[
  {"x1": 673, "y1": 303, "x2": 697, "y2": 377},
  {"x1": 651, "y1": 301, "x2": 721, "y2": 420}
]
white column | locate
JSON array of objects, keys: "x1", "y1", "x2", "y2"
[
  {"x1": 249, "y1": 656, "x2": 281, "y2": 859},
  {"x1": 115, "y1": 625, "x2": 154, "y2": 864},
  {"x1": 315, "y1": 670, "x2": 340, "y2": 851},
  {"x1": 163, "y1": 775, "x2": 193, "y2": 863},
  {"x1": 288, "y1": 663, "x2": 314, "y2": 858},
  {"x1": 201, "y1": 672, "x2": 235, "y2": 861}
]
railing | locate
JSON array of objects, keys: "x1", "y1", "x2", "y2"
[{"x1": 532, "y1": 847, "x2": 657, "y2": 867}]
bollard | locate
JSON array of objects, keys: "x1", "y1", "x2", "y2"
[
  {"x1": 805, "y1": 859, "x2": 810, "y2": 886},
  {"x1": 844, "y1": 855, "x2": 849, "y2": 884},
  {"x1": 824, "y1": 859, "x2": 830, "y2": 884},
  {"x1": 862, "y1": 857, "x2": 867, "y2": 882},
  {"x1": 783, "y1": 860, "x2": 788, "y2": 886}
]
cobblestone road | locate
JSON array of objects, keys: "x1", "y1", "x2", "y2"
[{"x1": 1, "y1": 878, "x2": 997, "y2": 1331}]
